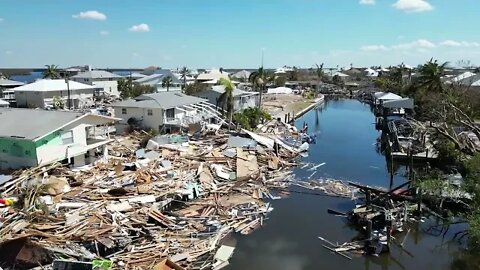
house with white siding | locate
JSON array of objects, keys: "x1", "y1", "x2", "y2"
[
  {"x1": 112, "y1": 92, "x2": 224, "y2": 134},
  {"x1": 12, "y1": 79, "x2": 97, "y2": 109},
  {"x1": 71, "y1": 70, "x2": 122, "y2": 97},
  {"x1": 0, "y1": 78, "x2": 24, "y2": 107},
  {"x1": 0, "y1": 108, "x2": 117, "y2": 171},
  {"x1": 195, "y1": 85, "x2": 259, "y2": 112},
  {"x1": 134, "y1": 69, "x2": 183, "y2": 92}
]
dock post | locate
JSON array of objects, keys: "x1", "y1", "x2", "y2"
[
  {"x1": 367, "y1": 220, "x2": 373, "y2": 240},
  {"x1": 386, "y1": 220, "x2": 392, "y2": 250},
  {"x1": 284, "y1": 114, "x2": 287, "y2": 123},
  {"x1": 366, "y1": 190, "x2": 371, "y2": 206},
  {"x1": 292, "y1": 112, "x2": 295, "y2": 123},
  {"x1": 417, "y1": 187, "x2": 422, "y2": 215}
]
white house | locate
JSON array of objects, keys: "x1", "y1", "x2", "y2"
[
  {"x1": 195, "y1": 85, "x2": 259, "y2": 112},
  {"x1": 71, "y1": 70, "x2": 122, "y2": 97},
  {"x1": 12, "y1": 79, "x2": 97, "y2": 109},
  {"x1": 0, "y1": 108, "x2": 118, "y2": 170},
  {"x1": 196, "y1": 69, "x2": 230, "y2": 83},
  {"x1": 0, "y1": 78, "x2": 25, "y2": 107},
  {"x1": 135, "y1": 69, "x2": 183, "y2": 92},
  {"x1": 112, "y1": 92, "x2": 224, "y2": 134}
]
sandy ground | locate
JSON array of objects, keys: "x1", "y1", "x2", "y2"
[{"x1": 262, "y1": 94, "x2": 315, "y2": 120}]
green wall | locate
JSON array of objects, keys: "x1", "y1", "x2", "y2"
[
  {"x1": 0, "y1": 137, "x2": 37, "y2": 159},
  {"x1": 35, "y1": 130, "x2": 62, "y2": 148}
]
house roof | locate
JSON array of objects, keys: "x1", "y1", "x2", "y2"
[
  {"x1": 0, "y1": 108, "x2": 118, "y2": 140},
  {"x1": 196, "y1": 70, "x2": 230, "y2": 81},
  {"x1": 0, "y1": 79, "x2": 25, "y2": 87},
  {"x1": 456, "y1": 73, "x2": 480, "y2": 86},
  {"x1": 113, "y1": 92, "x2": 207, "y2": 109},
  {"x1": 231, "y1": 70, "x2": 251, "y2": 79},
  {"x1": 382, "y1": 98, "x2": 414, "y2": 109},
  {"x1": 11, "y1": 79, "x2": 97, "y2": 92},
  {"x1": 71, "y1": 70, "x2": 122, "y2": 79},
  {"x1": 135, "y1": 72, "x2": 182, "y2": 86},
  {"x1": 0, "y1": 108, "x2": 83, "y2": 140},
  {"x1": 378, "y1": 92, "x2": 402, "y2": 100},
  {"x1": 210, "y1": 85, "x2": 257, "y2": 97}
]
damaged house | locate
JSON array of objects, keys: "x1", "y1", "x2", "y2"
[
  {"x1": 0, "y1": 108, "x2": 117, "y2": 171},
  {"x1": 112, "y1": 92, "x2": 224, "y2": 134}
]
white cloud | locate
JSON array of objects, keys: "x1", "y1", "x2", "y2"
[
  {"x1": 440, "y1": 40, "x2": 480, "y2": 48},
  {"x1": 5, "y1": 50, "x2": 12, "y2": 55},
  {"x1": 128, "y1": 24, "x2": 150, "y2": 32},
  {"x1": 359, "y1": 0, "x2": 375, "y2": 5},
  {"x1": 0, "y1": 18, "x2": 4, "y2": 23},
  {"x1": 393, "y1": 0, "x2": 433, "y2": 13},
  {"x1": 99, "y1": 31, "x2": 109, "y2": 36},
  {"x1": 392, "y1": 39, "x2": 436, "y2": 49},
  {"x1": 72, "y1": 10, "x2": 107, "y2": 21},
  {"x1": 361, "y1": 45, "x2": 388, "y2": 51}
]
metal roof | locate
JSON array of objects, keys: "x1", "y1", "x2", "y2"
[
  {"x1": 0, "y1": 108, "x2": 83, "y2": 140},
  {"x1": 11, "y1": 79, "x2": 96, "y2": 92},
  {"x1": 210, "y1": 85, "x2": 257, "y2": 97},
  {"x1": 71, "y1": 70, "x2": 122, "y2": 79}
]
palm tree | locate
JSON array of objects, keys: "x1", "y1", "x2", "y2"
[
  {"x1": 162, "y1": 76, "x2": 173, "y2": 91},
  {"x1": 315, "y1": 63, "x2": 324, "y2": 91},
  {"x1": 249, "y1": 67, "x2": 266, "y2": 108},
  {"x1": 417, "y1": 59, "x2": 448, "y2": 93},
  {"x1": 179, "y1": 67, "x2": 189, "y2": 92},
  {"x1": 43, "y1": 64, "x2": 60, "y2": 79},
  {"x1": 218, "y1": 77, "x2": 235, "y2": 125}
]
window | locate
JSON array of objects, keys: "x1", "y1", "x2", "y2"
[
  {"x1": 147, "y1": 109, "x2": 153, "y2": 116},
  {"x1": 122, "y1": 108, "x2": 127, "y2": 115},
  {"x1": 61, "y1": 130, "x2": 74, "y2": 145},
  {"x1": 166, "y1": 108, "x2": 175, "y2": 119}
]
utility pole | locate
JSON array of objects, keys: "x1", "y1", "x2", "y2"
[{"x1": 65, "y1": 76, "x2": 71, "y2": 110}]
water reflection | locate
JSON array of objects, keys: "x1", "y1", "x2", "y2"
[{"x1": 226, "y1": 99, "x2": 462, "y2": 270}]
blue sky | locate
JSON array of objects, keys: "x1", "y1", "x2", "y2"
[{"x1": 0, "y1": 0, "x2": 479, "y2": 69}]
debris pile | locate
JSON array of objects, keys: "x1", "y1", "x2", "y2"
[{"x1": 0, "y1": 129, "x2": 301, "y2": 269}]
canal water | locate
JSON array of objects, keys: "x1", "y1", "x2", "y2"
[{"x1": 226, "y1": 99, "x2": 466, "y2": 270}]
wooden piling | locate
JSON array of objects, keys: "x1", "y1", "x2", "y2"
[{"x1": 367, "y1": 220, "x2": 373, "y2": 240}]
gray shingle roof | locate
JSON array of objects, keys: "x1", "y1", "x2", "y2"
[
  {"x1": 72, "y1": 70, "x2": 122, "y2": 79},
  {"x1": 112, "y1": 92, "x2": 207, "y2": 109},
  {"x1": 0, "y1": 108, "x2": 83, "y2": 140}
]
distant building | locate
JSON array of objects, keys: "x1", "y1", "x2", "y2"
[
  {"x1": 71, "y1": 70, "x2": 122, "y2": 97},
  {"x1": 0, "y1": 108, "x2": 117, "y2": 170},
  {"x1": 195, "y1": 85, "x2": 259, "y2": 112},
  {"x1": 0, "y1": 78, "x2": 25, "y2": 107},
  {"x1": 196, "y1": 69, "x2": 230, "y2": 83},
  {"x1": 12, "y1": 79, "x2": 97, "y2": 109},
  {"x1": 135, "y1": 69, "x2": 183, "y2": 92},
  {"x1": 112, "y1": 92, "x2": 223, "y2": 134}
]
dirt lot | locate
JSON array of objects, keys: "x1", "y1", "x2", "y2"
[{"x1": 262, "y1": 94, "x2": 315, "y2": 119}]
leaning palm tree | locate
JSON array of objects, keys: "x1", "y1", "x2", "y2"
[
  {"x1": 218, "y1": 77, "x2": 235, "y2": 125},
  {"x1": 161, "y1": 76, "x2": 173, "y2": 91},
  {"x1": 43, "y1": 64, "x2": 60, "y2": 79},
  {"x1": 179, "y1": 67, "x2": 189, "y2": 92},
  {"x1": 417, "y1": 59, "x2": 448, "y2": 93},
  {"x1": 315, "y1": 63, "x2": 324, "y2": 90}
]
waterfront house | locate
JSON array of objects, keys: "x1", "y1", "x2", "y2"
[
  {"x1": 135, "y1": 69, "x2": 182, "y2": 92},
  {"x1": 0, "y1": 108, "x2": 117, "y2": 170},
  {"x1": 231, "y1": 70, "x2": 251, "y2": 82},
  {"x1": 194, "y1": 85, "x2": 259, "y2": 113},
  {"x1": 0, "y1": 78, "x2": 25, "y2": 107},
  {"x1": 12, "y1": 79, "x2": 97, "y2": 109},
  {"x1": 112, "y1": 92, "x2": 224, "y2": 134},
  {"x1": 71, "y1": 70, "x2": 123, "y2": 97}
]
